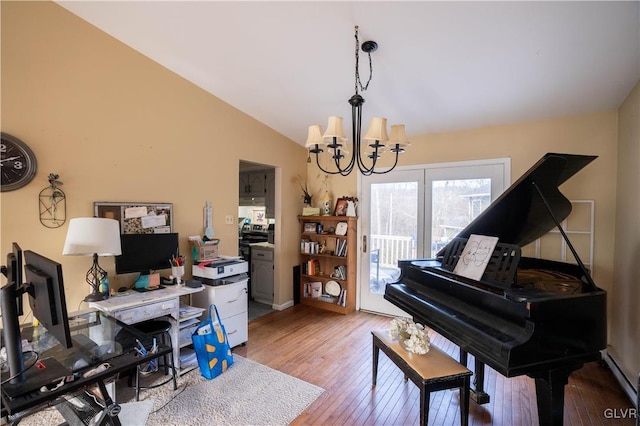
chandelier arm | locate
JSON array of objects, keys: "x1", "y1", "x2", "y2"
[
  {"x1": 357, "y1": 145, "x2": 380, "y2": 176},
  {"x1": 371, "y1": 151, "x2": 401, "y2": 175},
  {"x1": 334, "y1": 151, "x2": 354, "y2": 176},
  {"x1": 313, "y1": 151, "x2": 343, "y2": 175}
]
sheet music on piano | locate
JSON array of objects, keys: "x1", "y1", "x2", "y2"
[{"x1": 452, "y1": 234, "x2": 499, "y2": 281}]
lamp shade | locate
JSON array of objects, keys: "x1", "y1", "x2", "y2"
[
  {"x1": 305, "y1": 125, "x2": 325, "y2": 148},
  {"x1": 63, "y1": 218, "x2": 122, "y2": 256},
  {"x1": 363, "y1": 117, "x2": 389, "y2": 142},
  {"x1": 387, "y1": 124, "x2": 411, "y2": 148},
  {"x1": 322, "y1": 116, "x2": 347, "y2": 141}
]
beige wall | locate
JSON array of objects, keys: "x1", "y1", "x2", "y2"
[
  {"x1": 612, "y1": 81, "x2": 640, "y2": 387},
  {"x1": 1, "y1": 1, "x2": 307, "y2": 311}
]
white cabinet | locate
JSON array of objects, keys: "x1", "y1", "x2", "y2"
[
  {"x1": 251, "y1": 245, "x2": 274, "y2": 304},
  {"x1": 264, "y1": 170, "x2": 275, "y2": 218},
  {"x1": 239, "y1": 171, "x2": 266, "y2": 198},
  {"x1": 239, "y1": 169, "x2": 275, "y2": 218},
  {"x1": 191, "y1": 278, "x2": 248, "y2": 348}
]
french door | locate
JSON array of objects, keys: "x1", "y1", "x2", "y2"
[{"x1": 358, "y1": 158, "x2": 510, "y2": 316}]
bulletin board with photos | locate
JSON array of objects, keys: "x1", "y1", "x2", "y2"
[{"x1": 94, "y1": 202, "x2": 173, "y2": 234}]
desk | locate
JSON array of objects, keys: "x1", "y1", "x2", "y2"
[
  {"x1": 89, "y1": 285, "x2": 204, "y2": 376},
  {"x1": 1, "y1": 310, "x2": 172, "y2": 425}
]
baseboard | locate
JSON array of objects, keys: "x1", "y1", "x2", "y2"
[
  {"x1": 603, "y1": 350, "x2": 638, "y2": 408},
  {"x1": 273, "y1": 300, "x2": 293, "y2": 311}
]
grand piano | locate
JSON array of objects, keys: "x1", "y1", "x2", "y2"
[{"x1": 384, "y1": 153, "x2": 607, "y2": 426}]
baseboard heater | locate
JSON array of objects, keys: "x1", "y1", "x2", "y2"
[{"x1": 603, "y1": 350, "x2": 638, "y2": 409}]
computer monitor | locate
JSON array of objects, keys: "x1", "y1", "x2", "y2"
[
  {"x1": 115, "y1": 233, "x2": 179, "y2": 275},
  {"x1": 0, "y1": 245, "x2": 72, "y2": 385},
  {"x1": 24, "y1": 250, "x2": 72, "y2": 350}
]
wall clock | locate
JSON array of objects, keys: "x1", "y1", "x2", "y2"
[{"x1": 1, "y1": 132, "x2": 37, "y2": 192}]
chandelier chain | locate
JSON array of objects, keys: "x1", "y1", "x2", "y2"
[{"x1": 354, "y1": 26, "x2": 373, "y2": 94}]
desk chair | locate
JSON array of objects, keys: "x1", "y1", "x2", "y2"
[{"x1": 127, "y1": 319, "x2": 177, "y2": 401}]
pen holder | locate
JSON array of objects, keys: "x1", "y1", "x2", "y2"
[{"x1": 171, "y1": 265, "x2": 185, "y2": 286}]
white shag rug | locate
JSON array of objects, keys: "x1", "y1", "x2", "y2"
[{"x1": 13, "y1": 355, "x2": 324, "y2": 426}]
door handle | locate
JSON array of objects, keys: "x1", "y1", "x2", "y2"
[{"x1": 362, "y1": 235, "x2": 367, "y2": 253}]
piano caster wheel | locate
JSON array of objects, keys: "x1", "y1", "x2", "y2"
[{"x1": 471, "y1": 390, "x2": 490, "y2": 405}]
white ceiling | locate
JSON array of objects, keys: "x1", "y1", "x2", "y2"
[{"x1": 56, "y1": 1, "x2": 639, "y2": 146}]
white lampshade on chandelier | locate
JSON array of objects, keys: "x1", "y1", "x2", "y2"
[{"x1": 306, "y1": 26, "x2": 410, "y2": 176}]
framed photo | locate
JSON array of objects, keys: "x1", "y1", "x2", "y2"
[
  {"x1": 303, "y1": 222, "x2": 318, "y2": 233},
  {"x1": 251, "y1": 209, "x2": 267, "y2": 225},
  {"x1": 334, "y1": 198, "x2": 348, "y2": 216}
]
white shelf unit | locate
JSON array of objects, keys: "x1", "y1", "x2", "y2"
[{"x1": 176, "y1": 304, "x2": 205, "y2": 373}]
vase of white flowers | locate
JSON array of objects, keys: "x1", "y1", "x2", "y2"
[{"x1": 388, "y1": 317, "x2": 430, "y2": 355}]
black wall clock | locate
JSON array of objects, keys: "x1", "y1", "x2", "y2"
[{"x1": 1, "y1": 132, "x2": 38, "y2": 192}]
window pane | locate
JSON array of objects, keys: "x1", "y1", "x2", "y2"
[
  {"x1": 369, "y1": 182, "x2": 418, "y2": 294},
  {"x1": 430, "y1": 178, "x2": 491, "y2": 257}
]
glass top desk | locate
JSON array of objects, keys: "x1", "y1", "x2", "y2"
[{"x1": 1, "y1": 309, "x2": 174, "y2": 425}]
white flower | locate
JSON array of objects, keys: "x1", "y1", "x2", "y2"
[{"x1": 388, "y1": 317, "x2": 430, "y2": 355}]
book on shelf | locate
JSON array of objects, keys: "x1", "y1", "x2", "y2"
[
  {"x1": 302, "y1": 258, "x2": 321, "y2": 275},
  {"x1": 334, "y1": 238, "x2": 348, "y2": 257},
  {"x1": 337, "y1": 288, "x2": 347, "y2": 306},
  {"x1": 301, "y1": 239, "x2": 321, "y2": 254}
]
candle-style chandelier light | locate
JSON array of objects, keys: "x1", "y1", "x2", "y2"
[{"x1": 305, "y1": 26, "x2": 410, "y2": 176}]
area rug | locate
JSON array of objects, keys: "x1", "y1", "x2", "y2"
[{"x1": 13, "y1": 355, "x2": 324, "y2": 426}]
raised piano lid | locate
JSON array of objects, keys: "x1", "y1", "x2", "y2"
[{"x1": 438, "y1": 153, "x2": 597, "y2": 252}]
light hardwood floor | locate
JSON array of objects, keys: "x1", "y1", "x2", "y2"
[{"x1": 234, "y1": 305, "x2": 635, "y2": 426}]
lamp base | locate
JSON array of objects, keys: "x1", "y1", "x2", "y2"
[
  {"x1": 84, "y1": 253, "x2": 109, "y2": 303},
  {"x1": 84, "y1": 291, "x2": 108, "y2": 302}
]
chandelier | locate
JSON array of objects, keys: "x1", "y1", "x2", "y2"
[{"x1": 305, "y1": 26, "x2": 410, "y2": 176}]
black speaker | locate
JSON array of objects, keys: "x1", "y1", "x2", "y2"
[{"x1": 293, "y1": 265, "x2": 300, "y2": 304}]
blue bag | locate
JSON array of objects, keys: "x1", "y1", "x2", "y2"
[{"x1": 191, "y1": 304, "x2": 234, "y2": 380}]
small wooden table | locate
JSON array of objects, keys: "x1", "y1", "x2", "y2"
[{"x1": 372, "y1": 330, "x2": 472, "y2": 426}]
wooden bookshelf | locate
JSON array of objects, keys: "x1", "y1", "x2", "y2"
[{"x1": 298, "y1": 215, "x2": 357, "y2": 314}]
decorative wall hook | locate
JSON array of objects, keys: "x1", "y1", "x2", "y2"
[{"x1": 39, "y1": 173, "x2": 66, "y2": 228}]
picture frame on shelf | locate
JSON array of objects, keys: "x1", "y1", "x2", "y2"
[
  {"x1": 303, "y1": 222, "x2": 318, "y2": 233},
  {"x1": 334, "y1": 198, "x2": 348, "y2": 216}
]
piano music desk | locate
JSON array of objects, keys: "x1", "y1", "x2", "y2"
[{"x1": 372, "y1": 331, "x2": 472, "y2": 426}]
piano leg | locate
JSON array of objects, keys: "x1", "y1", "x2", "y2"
[
  {"x1": 532, "y1": 364, "x2": 582, "y2": 426},
  {"x1": 459, "y1": 349, "x2": 490, "y2": 404}
]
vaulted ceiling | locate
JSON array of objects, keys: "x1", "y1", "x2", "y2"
[{"x1": 56, "y1": 1, "x2": 640, "y2": 146}]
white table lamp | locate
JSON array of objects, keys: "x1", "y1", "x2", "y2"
[{"x1": 63, "y1": 217, "x2": 121, "y2": 302}]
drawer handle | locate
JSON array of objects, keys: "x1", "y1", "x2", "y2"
[
  {"x1": 228, "y1": 329, "x2": 237, "y2": 335},
  {"x1": 227, "y1": 298, "x2": 239, "y2": 304}
]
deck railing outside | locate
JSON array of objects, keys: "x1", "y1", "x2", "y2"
[{"x1": 370, "y1": 234, "x2": 416, "y2": 268}]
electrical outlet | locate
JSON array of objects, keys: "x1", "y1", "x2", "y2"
[{"x1": 225, "y1": 215, "x2": 234, "y2": 225}]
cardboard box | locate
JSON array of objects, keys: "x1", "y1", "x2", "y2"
[{"x1": 189, "y1": 239, "x2": 219, "y2": 261}]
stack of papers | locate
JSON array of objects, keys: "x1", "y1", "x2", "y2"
[
  {"x1": 180, "y1": 348, "x2": 198, "y2": 367},
  {"x1": 179, "y1": 304, "x2": 203, "y2": 318}
]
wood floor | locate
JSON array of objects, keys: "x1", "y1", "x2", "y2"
[{"x1": 234, "y1": 305, "x2": 635, "y2": 426}]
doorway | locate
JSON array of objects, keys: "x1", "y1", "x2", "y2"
[
  {"x1": 358, "y1": 158, "x2": 510, "y2": 316},
  {"x1": 239, "y1": 160, "x2": 276, "y2": 321}
]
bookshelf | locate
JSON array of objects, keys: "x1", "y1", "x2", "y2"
[{"x1": 298, "y1": 215, "x2": 357, "y2": 314}]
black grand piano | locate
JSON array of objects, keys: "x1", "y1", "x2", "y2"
[{"x1": 384, "y1": 153, "x2": 606, "y2": 426}]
